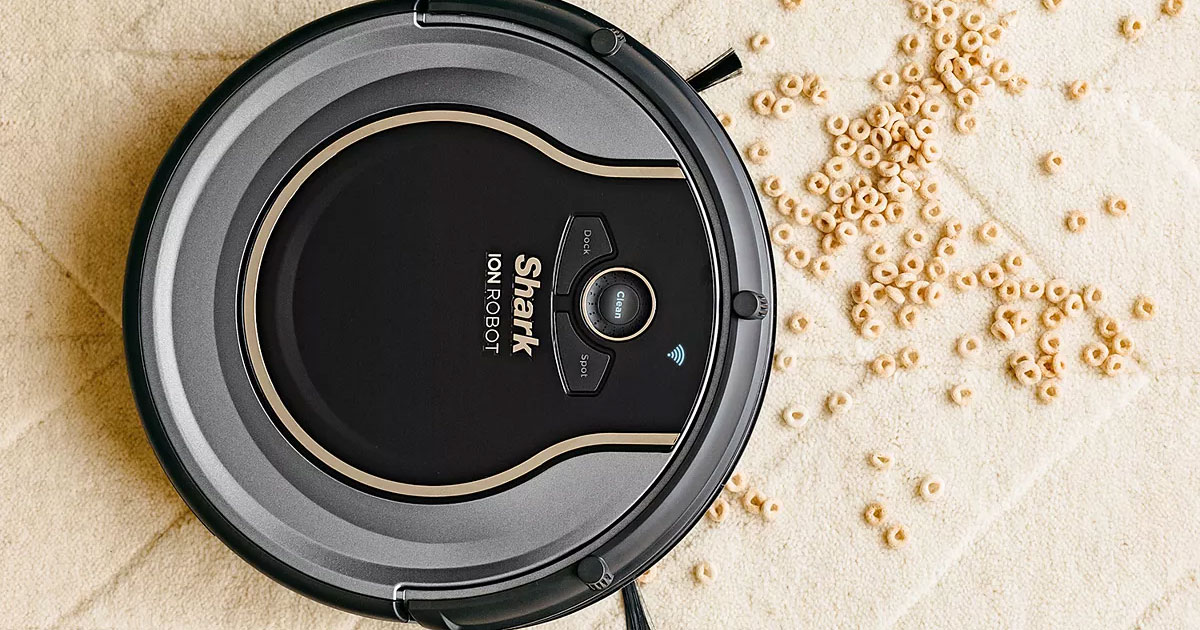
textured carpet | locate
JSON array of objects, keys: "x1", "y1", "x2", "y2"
[{"x1": 0, "y1": 0, "x2": 1198, "y2": 628}]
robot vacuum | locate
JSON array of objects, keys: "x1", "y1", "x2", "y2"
[{"x1": 124, "y1": 1, "x2": 773, "y2": 627}]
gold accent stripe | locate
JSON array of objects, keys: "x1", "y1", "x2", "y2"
[{"x1": 243, "y1": 110, "x2": 685, "y2": 498}]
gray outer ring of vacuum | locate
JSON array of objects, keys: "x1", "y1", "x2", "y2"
[{"x1": 123, "y1": 1, "x2": 774, "y2": 627}]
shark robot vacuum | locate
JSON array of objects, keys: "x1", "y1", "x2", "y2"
[{"x1": 124, "y1": 1, "x2": 774, "y2": 627}]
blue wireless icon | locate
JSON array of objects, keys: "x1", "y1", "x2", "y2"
[{"x1": 667, "y1": 344, "x2": 686, "y2": 367}]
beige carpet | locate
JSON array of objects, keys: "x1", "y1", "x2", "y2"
[{"x1": 1, "y1": 0, "x2": 1198, "y2": 628}]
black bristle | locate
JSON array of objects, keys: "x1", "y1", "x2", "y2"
[{"x1": 621, "y1": 582, "x2": 653, "y2": 630}]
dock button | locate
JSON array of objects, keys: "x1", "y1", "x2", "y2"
[
  {"x1": 554, "y1": 216, "x2": 614, "y2": 295},
  {"x1": 553, "y1": 313, "x2": 612, "y2": 395}
]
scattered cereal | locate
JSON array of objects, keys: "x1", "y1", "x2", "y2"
[
  {"x1": 918, "y1": 475, "x2": 945, "y2": 500},
  {"x1": 725, "y1": 471, "x2": 749, "y2": 494},
  {"x1": 864, "y1": 502, "x2": 888, "y2": 526},
  {"x1": 1133, "y1": 296, "x2": 1157, "y2": 320},
  {"x1": 957, "y1": 335, "x2": 982, "y2": 358},
  {"x1": 1037, "y1": 379, "x2": 1061, "y2": 403},
  {"x1": 1042, "y1": 151, "x2": 1065, "y2": 175},
  {"x1": 949, "y1": 384, "x2": 974, "y2": 406},
  {"x1": 826, "y1": 390, "x2": 853, "y2": 415},
  {"x1": 746, "y1": 140, "x2": 771, "y2": 164},
  {"x1": 774, "y1": 351, "x2": 796, "y2": 372},
  {"x1": 637, "y1": 566, "x2": 657, "y2": 585},
  {"x1": 693, "y1": 561, "x2": 717, "y2": 584},
  {"x1": 762, "y1": 498, "x2": 783, "y2": 521},
  {"x1": 868, "y1": 451, "x2": 894, "y2": 470},
  {"x1": 1067, "y1": 80, "x2": 1090, "y2": 101},
  {"x1": 871, "y1": 354, "x2": 898, "y2": 378},
  {"x1": 749, "y1": 32, "x2": 774, "y2": 52},
  {"x1": 884, "y1": 524, "x2": 910, "y2": 549},
  {"x1": 742, "y1": 488, "x2": 767, "y2": 513},
  {"x1": 782, "y1": 405, "x2": 809, "y2": 429},
  {"x1": 1106, "y1": 196, "x2": 1129, "y2": 216},
  {"x1": 706, "y1": 498, "x2": 729, "y2": 523},
  {"x1": 1065, "y1": 210, "x2": 1088, "y2": 232},
  {"x1": 1121, "y1": 16, "x2": 1145, "y2": 41},
  {"x1": 1163, "y1": 0, "x2": 1185, "y2": 16},
  {"x1": 898, "y1": 346, "x2": 921, "y2": 369},
  {"x1": 977, "y1": 221, "x2": 1002, "y2": 244}
]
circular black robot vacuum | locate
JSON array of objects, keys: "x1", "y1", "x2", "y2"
[{"x1": 124, "y1": 1, "x2": 774, "y2": 627}]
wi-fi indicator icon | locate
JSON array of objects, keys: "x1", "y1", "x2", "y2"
[{"x1": 667, "y1": 344, "x2": 686, "y2": 367}]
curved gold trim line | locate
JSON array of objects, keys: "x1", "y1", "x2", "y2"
[{"x1": 242, "y1": 110, "x2": 686, "y2": 498}]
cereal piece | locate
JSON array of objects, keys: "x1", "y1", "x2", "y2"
[
  {"x1": 833, "y1": 135, "x2": 857, "y2": 157},
  {"x1": 953, "y1": 270, "x2": 978, "y2": 291},
  {"x1": 751, "y1": 90, "x2": 777, "y2": 116},
  {"x1": 868, "y1": 451, "x2": 894, "y2": 470},
  {"x1": 1163, "y1": 0, "x2": 1185, "y2": 15},
  {"x1": 1043, "y1": 0, "x2": 1063, "y2": 11},
  {"x1": 918, "y1": 475, "x2": 946, "y2": 500},
  {"x1": 776, "y1": 194, "x2": 800, "y2": 218},
  {"x1": 770, "y1": 223, "x2": 794, "y2": 246},
  {"x1": 871, "y1": 353, "x2": 898, "y2": 378},
  {"x1": 782, "y1": 404, "x2": 809, "y2": 428},
  {"x1": 836, "y1": 221, "x2": 860, "y2": 244},
  {"x1": 957, "y1": 335, "x2": 982, "y2": 358},
  {"x1": 875, "y1": 70, "x2": 902, "y2": 92},
  {"x1": 1003, "y1": 250, "x2": 1022, "y2": 272},
  {"x1": 905, "y1": 228, "x2": 930, "y2": 249},
  {"x1": 1008, "y1": 350, "x2": 1035, "y2": 369},
  {"x1": 811, "y1": 255, "x2": 833, "y2": 279},
  {"x1": 996, "y1": 279, "x2": 1021, "y2": 302},
  {"x1": 637, "y1": 566, "x2": 657, "y2": 585},
  {"x1": 1082, "y1": 342, "x2": 1109, "y2": 367},
  {"x1": 826, "y1": 114, "x2": 851, "y2": 136},
  {"x1": 781, "y1": 0, "x2": 803, "y2": 9},
  {"x1": 995, "y1": 304, "x2": 1019, "y2": 322},
  {"x1": 762, "y1": 175, "x2": 786, "y2": 198},
  {"x1": 1082, "y1": 285, "x2": 1104, "y2": 308},
  {"x1": 908, "y1": 280, "x2": 930, "y2": 304},
  {"x1": 1039, "y1": 353, "x2": 1067, "y2": 378},
  {"x1": 761, "y1": 498, "x2": 783, "y2": 521},
  {"x1": 795, "y1": 203, "x2": 816, "y2": 225},
  {"x1": 884, "y1": 524, "x2": 910, "y2": 549},
  {"x1": 749, "y1": 32, "x2": 774, "y2": 52},
  {"x1": 829, "y1": 181, "x2": 853, "y2": 203},
  {"x1": 955, "y1": 112, "x2": 979, "y2": 134},
  {"x1": 865, "y1": 240, "x2": 890, "y2": 264},
  {"x1": 979, "y1": 263, "x2": 1006, "y2": 288},
  {"x1": 1037, "y1": 379, "x2": 1061, "y2": 404},
  {"x1": 924, "y1": 282, "x2": 946, "y2": 306},
  {"x1": 806, "y1": 172, "x2": 831, "y2": 195},
  {"x1": 977, "y1": 221, "x2": 1002, "y2": 244},
  {"x1": 1111, "y1": 332, "x2": 1134, "y2": 356},
  {"x1": 1106, "y1": 196, "x2": 1130, "y2": 216},
  {"x1": 1006, "y1": 75, "x2": 1030, "y2": 95},
  {"x1": 921, "y1": 201, "x2": 945, "y2": 223},
  {"x1": 950, "y1": 384, "x2": 974, "y2": 406},
  {"x1": 943, "y1": 217, "x2": 963, "y2": 238},
  {"x1": 990, "y1": 318, "x2": 1016, "y2": 342},
  {"x1": 862, "y1": 213, "x2": 887, "y2": 234},
  {"x1": 1039, "y1": 331, "x2": 1063, "y2": 355},
  {"x1": 850, "y1": 303, "x2": 874, "y2": 327},
  {"x1": 827, "y1": 390, "x2": 853, "y2": 414},
  {"x1": 848, "y1": 118, "x2": 871, "y2": 141},
  {"x1": 923, "y1": 99, "x2": 947, "y2": 120},
  {"x1": 693, "y1": 561, "x2": 717, "y2": 584},
  {"x1": 1045, "y1": 279, "x2": 1070, "y2": 303},
  {"x1": 911, "y1": 0, "x2": 933, "y2": 22},
  {"x1": 900, "y1": 251, "x2": 925, "y2": 274},
  {"x1": 873, "y1": 262, "x2": 901, "y2": 285},
  {"x1": 1042, "y1": 151, "x2": 1065, "y2": 174},
  {"x1": 742, "y1": 488, "x2": 767, "y2": 513},
  {"x1": 785, "y1": 246, "x2": 812, "y2": 270},
  {"x1": 961, "y1": 8, "x2": 986, "y2": 30},
  {"x1": 1013, "y1": 359, "x2": 1043, "y2": 386},
  {"x1": 1102, "y1": 354, "x2": 1127, "y2": 376},
  {"x1": 1121, "y1": 16, "x2": 1145, "y2": 41},
  {"x1": 717, "y1": 112, "x2": 733, "y2": 128},
  {"x1": 706, "y1": 498, "x2": 729, "y2": 523},
  {"x1": 1022, "y1": 278, "x2": 1046, "y2": 300},
  {"x1": 935, "y1": 237, "x2": 958, "y2": 259},
  {"x1": 864, "y1": 502, "x2": 888, "y2": 526},
  {"x1": 810, "y1": 86, "x2": 830, "y2": 106},
  {"x1": 1067, "y1": 80, "x2": 1090, "y2": 101},
  {"x1": 926, "y1": 258, "x2": 949, "y2": 282},
  {"x1": 898, "y1": 346, "x2": 921, "y2": 368},
  {"x1": 772, "y1": 97, "x2": 797, "y2": 119},
  {"x1": 725, "y1": 472, "x2": 748, "y2": 494},
  {"x1": 1097, "y1": 316, "x2": 1121, "y2": 338},
  {"x1": 991, "y1": 58, "x2": 1014, "y2": 82},
  {"x1": 1065, "y1": 210, "x2": 1088, "y2": 232},
  {"x1": 896, "y1": 305, "x2": 920, "y2": 330},
  {"x1": 886, "y1": 286, "x2": 907, "y2": 305},
  {"x1": 778, "y1": 74, "x2": 803, "y2": 97},
  {"x1": 1011, "y1": 310, "x2": 1034, "y2": 334},
  {"x1": 1063, "y1": 293, "x2": 1086, "y2": 317},
  {"x1": 746, "y1": 140, "x2": 771, "y2": 164},
  {"x1": 901, "y1": 62, "x2": 925, "y2": 84},
  {"x1": 859, "y1": 318, "x2": 885, "y2": 339},
  {"x1": 787, "y1": 311, "x2": 811, "y2": 333},
  {"x1": 774, "y1": 351, "x2": 796, "y2": 371},
  {"x1": 1133, "y1": 296, "x2": 1157, "y2": 320}
]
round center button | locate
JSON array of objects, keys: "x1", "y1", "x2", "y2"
[
  {"x1": 598, "y1": 283, "x2": 640, "y2": 325},
  {"x1": 582, "y1": 267, "x2": 656, "y2": 342}
]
